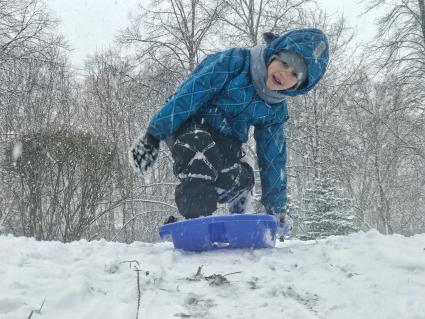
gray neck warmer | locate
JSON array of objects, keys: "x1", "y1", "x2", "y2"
[{"x1": 250, "y1": 44, "x2": 286, "y2": 105}]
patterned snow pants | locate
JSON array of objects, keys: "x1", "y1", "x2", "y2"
[{"x1": 167, "y1": 117, "x2": 255, "y2": 218}]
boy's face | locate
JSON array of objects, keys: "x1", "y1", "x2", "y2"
[{"x1": 266, "y1": 60, "x2": 298, "y2": 91}]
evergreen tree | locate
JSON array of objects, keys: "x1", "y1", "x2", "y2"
[{"x1": 300, "y1": 176, "x2": 357, "y2": 240}]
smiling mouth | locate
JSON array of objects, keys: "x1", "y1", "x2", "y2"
[{"x1": 273, "y1": 75, "x2": 282, "y2": 86}]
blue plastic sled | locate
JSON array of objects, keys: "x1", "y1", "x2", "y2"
[{"x1": 159, "y1": 214, "x2": 289, "y2": 251}]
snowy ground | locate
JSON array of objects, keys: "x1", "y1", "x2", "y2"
[{"x1": 1, "y1": 231, "x2": 425, "y2": 319}]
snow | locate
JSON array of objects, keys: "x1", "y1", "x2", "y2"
[
  {"x1": 12, "y1": 142, "x2": 22, "y2": 161},
  {"x1": 1, "y1": 231, "x2": 425, "y2": 319}
]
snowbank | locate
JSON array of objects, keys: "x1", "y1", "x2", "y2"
[{"x1": 1, "y1": 231, "x2": 424, "y2": 319}]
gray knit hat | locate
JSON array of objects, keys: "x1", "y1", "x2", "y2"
[{"x1": 270, "y1": 50, "x2": 307, "y2": 89}]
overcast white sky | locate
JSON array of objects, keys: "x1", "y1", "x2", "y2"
[{"x1": 46, "y1": 0, "x2": 379, "y2": 68}]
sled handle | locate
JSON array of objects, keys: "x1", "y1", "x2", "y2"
[{"x1": 208, "y1": 222, "x2": 229, "y2": 247}]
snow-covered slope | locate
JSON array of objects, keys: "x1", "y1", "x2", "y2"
[{"x1": 1, "y1": 231, "x2": 424, "y2": 319}]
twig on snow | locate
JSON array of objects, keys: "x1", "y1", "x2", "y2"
[
  {"x1": 120, "y1": 260, "x2": 140, "y2": 269},
  {"x1": 27, "y1": 298, "x2": 46, "y2": 319},
  {"x1": 135, "y1": 267, "x2": 142, "y2": 319}
]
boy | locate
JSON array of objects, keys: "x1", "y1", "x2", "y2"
[{"x1": 130, "y1": 29, "x2": 329, "y2": 222}]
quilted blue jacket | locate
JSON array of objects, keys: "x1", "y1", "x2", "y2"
[{"x1": 147, "y1": 28, "x2": 329, "y2": 214}]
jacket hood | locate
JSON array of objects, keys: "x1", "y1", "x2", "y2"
[{"x1": 263, "y1": 28, "x2": 329, "y2": 97}]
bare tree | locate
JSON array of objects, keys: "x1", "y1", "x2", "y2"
[
  {"x1": 364, "y1": 1, "x2": 425, "y2": 71},
  {"x1": 363, "y1": 0, "x2": 425, "y2": 112},
  {"x1": 0, "y1": 0, "x2": 70, "y2": 133},
  {"x1": 0, "y1": 0, "x2": 64, "y2": 62},
  {"x1": 118, "y1": 0, "x2": 226, "y2": 75},
  {"x1": 341, "y1": 65, "x2": 425, "y2": 235},
  {"x1": 219, "y1": 0, "x2": 311, "y2": 47},
  {"x1": 282, "y1": 11, "x2": 357, "y2": 207},
  {"x1": 0, "y1": 0, "x2": 80, "y2": 240},
  {"x1": 3, "y1": 130, "x2": 116, "y2": 242},
  {"x1": 82, "y1": 49, "x2": 178, "y2": 242}
]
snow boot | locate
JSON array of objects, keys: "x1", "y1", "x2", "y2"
[
  {"x1": 163, "y1": 215, "x2": 179, "y2": 224},
  {"x1": 175, "y1": 180, "x2": 218, "y2": 219},
  {"x1": 216, "y1": 161, "x2": 255, "y2": 204},
  {"x1": 228, "y1": 189, "x2": 253, "y2": 214}
]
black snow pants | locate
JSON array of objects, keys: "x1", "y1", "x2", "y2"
[{"x1": 167, "y1": 117, "x2": 255, "y2": 219}]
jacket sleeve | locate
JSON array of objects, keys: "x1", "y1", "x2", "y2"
[
  {"x1": 147, "y1": 49, "x2": 244, "y2": 140},
  {"x1": 254, "y1": 121, "x2": 287, "y2": 215}
]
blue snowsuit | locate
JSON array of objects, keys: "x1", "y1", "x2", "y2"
[{"x1": 147, "y1": 28, "x2": 329, "y2": 215}]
